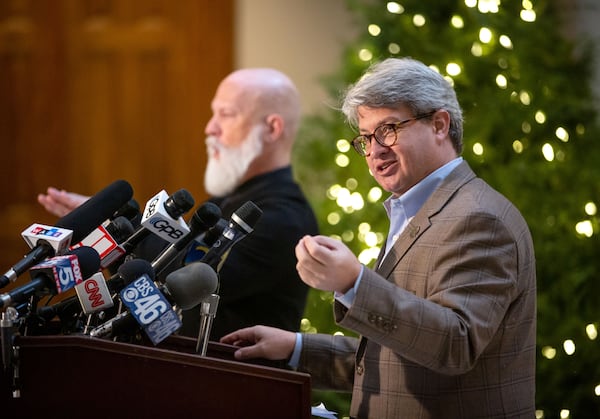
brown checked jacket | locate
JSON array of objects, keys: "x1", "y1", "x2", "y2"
[{"x1": 299, "y1": 161, "x2": 536, "y2": 419}]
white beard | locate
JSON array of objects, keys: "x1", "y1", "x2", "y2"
[{"x1": 203, "y1": 125, "x2": 265, "y2": 197}]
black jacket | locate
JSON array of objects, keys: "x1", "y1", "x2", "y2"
[{"x1": 137, "y1": 166, "x2": 319, "y2": 340}]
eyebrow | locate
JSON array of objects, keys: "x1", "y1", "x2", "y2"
[{"x1": 359, "y1": 116, "x2": 406, "y2": 134}]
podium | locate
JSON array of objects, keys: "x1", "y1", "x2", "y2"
[{"x1": 0, "y1": 334, "x2": 311, "y2": 418}]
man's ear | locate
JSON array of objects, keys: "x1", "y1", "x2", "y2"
[
  {"x1": 264, "y1": 114, "x2": 284, "y2": 142},
  {"x1": 432, "y1": 109, "x2": 450, "y2": 137}
]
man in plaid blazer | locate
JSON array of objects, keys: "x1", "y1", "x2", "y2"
[{"x1": 221, "y1": 57, "x2": 536, "y2": 418}]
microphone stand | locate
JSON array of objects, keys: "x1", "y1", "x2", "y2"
[
  {"x1": 195, "y1": 293, "x2": 219, "y2": 356},
  {"x1": 1, "y1": 307, "x2": 21, "y2": 398}
]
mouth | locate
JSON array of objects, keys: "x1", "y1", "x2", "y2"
[{"x1": 376, "y1": 159, "x2": 397, "y2": 175}]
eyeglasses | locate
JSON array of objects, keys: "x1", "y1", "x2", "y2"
[{"x1": 351, "y1": 111, "x2": 436, "y2": 157}]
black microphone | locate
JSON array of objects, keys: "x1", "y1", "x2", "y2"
[
  {"x1": 55, "y1": 179, "x2": 134, "y2": 244},
  {"x1": 105, "y1": 216, "x2": 135, "y2": 244},
  {"x1": 0, "y1": 246, "x2": 101, "y2": 309},
  {"x1": 151, "y1": 202, "x2": 222, "y2": 277},
  {"x1": 111, "y1": 198, "x2": 140, "y2": 222},
  {"x1": 0, "y1": 179, "x2": 133, "y2": 289},
  {"x1": 183, "y1": 218, "x2": 228, "y2": 265},
  {"x1": 107, "y1": 258, "x2": 156, "y2": 295},
  {"x1": 120, "y1": 189, "x2": 196, "y2": 254},
  {"x1": 200, "y1": 201, "x2": 263, "y2": 274},
  {"x1": 89, "y1": 262, "x2": 217, "y2": 340}
]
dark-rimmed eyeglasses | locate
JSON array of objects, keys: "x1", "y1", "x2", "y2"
[{"x1": 351, "y1": 111, "x2": 436, "y2": 157}]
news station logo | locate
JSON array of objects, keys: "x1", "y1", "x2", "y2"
[
  {"x1": 32, "y1": 254, "x2": 84, "y2": 294},
  {"x1": 30, "y1": 226, "x2": 65, "y2": 238},
  {"x1": 21, "y1": 223, "x2": 73, "y2": 253},
  {"x1": 120, "y1": 274, "x2": 181, "y2": 344}
]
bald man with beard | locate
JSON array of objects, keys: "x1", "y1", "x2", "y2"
[{"x1": 38, "y1": 68, "x2": 319, "y2": 341}]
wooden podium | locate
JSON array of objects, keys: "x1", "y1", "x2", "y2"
[{"x1": 0, "y1": 334, "x2": 311, "y2": 418}]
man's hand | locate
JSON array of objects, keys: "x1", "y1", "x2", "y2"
[
  {"x1": 220, "y1": 325, "x2": 296, "y2": 361},
  {"x1": 295, "y1": 235, "x2": 362, "y2": 294},
  {"x1": 37, "y1": 187, "x2": 89, "y2": 217}
]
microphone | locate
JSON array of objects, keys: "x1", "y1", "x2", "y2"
[
  {"x1": 77, "y1": 258, "x2": 155, "y2": 333},
  {"x1": 151, "y1": 202, "x2": 222, "y2": 277},
  {"x1": 192, "y1": 201, "x2": 261, "y2": 353},
  {"x1": 89, "y1": 262, "x2": 217, "y2": 344},
  {"x1": 37, "y1": 258, "x2": 154, "y2": 325},
  {"x1": 105, "y1": 216, "x2": 136, "y2": 244},
  {"x1": 74, "y1": 272, "x2": 113, "y2": 315},
  {"x1": 110, "y1": 198, "x2": 140, "y2": 222},
  {"x1": 72, "y1": 216, "x2": 135, "y2": 270},
  {"x1": 0, "y1": 179, "x2": 133, "y2": 289},
  {"x1": 107, "y1": 258, "x2": 156, "y2": 295},
  {"x1": 183, "y1": 218, "x2": 228, "y2": 264},
  {"x1": 0, "y1": 246, "x2": 101, "y2": 309},
  {"x1": 20, "y1": 224, "x2": 73, "y2": 259},
  {"x1": 55, "y1": 179, "x2": 135, "y2": 244},
  {"x1": 200, "y1": 201, "x2": 263, "y2": 273},
  {"x1": 140, "y1": 188, "x2": 195, "y2": 244},
  {"x1": 163, "y1": 262, "x2": 218, "y2": 310},
  {"x1": 120, "y1": 189, "x2": 195, "y2": 254}
]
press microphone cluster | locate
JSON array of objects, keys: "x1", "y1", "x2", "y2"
[
  {"x1": 34, "y1": 257, "x2": 156, "y2": 333},
  {"x1": 89, "y1": 261, "x2": 218, "y2": 345},
  {"x1": 18, "y1": 193, "x2": 217, "y2": 337},
  {"x1": 1, "y1": 179, "x2": 134, "y2": 289},
  {"x1": 0, "y1": 246, "x2": 101, "y2": 310},
  {"x1": 2, "y1": 179, "x2": 264, "y2": 359}
]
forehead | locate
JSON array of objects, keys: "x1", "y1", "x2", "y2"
[
  {"x1": 212, "y1": 78, "x2": 255, "y2": 113},
  {"x1": 357, "y1": 105, "x2": 411, "y2": 129}
]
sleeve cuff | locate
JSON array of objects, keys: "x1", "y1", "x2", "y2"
[
  {"x1": 334, "y1": 264, "x2": 364, "y2": 308},
  {"x1": 287, "y1": 332, "x2": 303, "y2": 369}
]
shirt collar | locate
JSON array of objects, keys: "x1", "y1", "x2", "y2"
[{"x1": 384, "y1": 157, "x2": 463, "y2": 220}]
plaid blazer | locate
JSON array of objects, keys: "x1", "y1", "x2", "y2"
[{"x1": 299, "y1": 161, "x2": 536, "y2": 418}]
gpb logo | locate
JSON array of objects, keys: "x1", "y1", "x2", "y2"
[
  {"x1": 150, "y1": 218, "x2": 184, "y2": 240},
  {"x1": 145, "y1": 196, "x2": 160, "y2": 218}
]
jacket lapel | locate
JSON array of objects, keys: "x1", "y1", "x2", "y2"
[
  {"x1": 376, "y1": 161, "x2": 477, "y2": 278},
  {"x1": 356, "y1": 162, "x2": 477, "y2": 366}
]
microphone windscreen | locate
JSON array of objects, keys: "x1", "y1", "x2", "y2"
[
  {"x1": 55, "y1": 179, "x2": 134, "y2": 243},
  {"x1": 117, "y1": 258, "x2": 156, "y2": 285},
  {"x1": 112, "y1": 198, "x2": 140, "y2": 221},
  {"x1": 69, "y1": 246, "x2": 101, "y2": 278},
  {"x1": 233, "y1": 201, "x2": 263, "y2": 231},
  {"x1": 203, "y1": 219, "x2": 228, "y2": 247},
  {"x1": 190, "y1": 202, "x2": 222, "y2": 233},
  {"x1": 105, "y1": 216, "x2": 135, "y2": 243},
  {"x1": 165, "y1": 262, "x2": 218, "y2": 310},
  {"x1": 164, "y1": 189, "x2": 195, "y2": 219}
]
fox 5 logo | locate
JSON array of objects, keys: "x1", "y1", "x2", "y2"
[{"x1": 55, "y1": 257, "x2": 83, "y2": 292}]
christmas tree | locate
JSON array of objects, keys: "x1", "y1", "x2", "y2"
[{"x1": 295, "y1": 1, "x2": 600, "y2": 417}]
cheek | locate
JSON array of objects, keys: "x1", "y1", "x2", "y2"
[
  {"x1": 365, "y1": 157, "x2": 377, "y2": 174},
  {"x1": 220, "y1": 123, "x2": 247, "y2": 147}
]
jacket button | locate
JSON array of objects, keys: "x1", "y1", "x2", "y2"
[{"x1": 356, "y1": 365, "x2": 364, "y2": 375}]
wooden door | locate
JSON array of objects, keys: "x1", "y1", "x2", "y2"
[{"x1": 0, "y1": 0, "x2": 233, "y2": 292}]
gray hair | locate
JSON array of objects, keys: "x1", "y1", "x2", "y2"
[{"x1": 342, "y1": 57, "x2": 464, "y2": 154}]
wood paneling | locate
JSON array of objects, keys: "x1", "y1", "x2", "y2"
[{"x1": 0, "y1": 0, "x2": 233, "y2": 292}]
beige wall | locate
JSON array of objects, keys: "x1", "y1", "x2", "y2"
[
  {"x1": 234, "y1": 0, "x2": 356, "y2": 115},
  {"x1": 560, "y1": 0, "x2": 600, "y2": 111}
]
